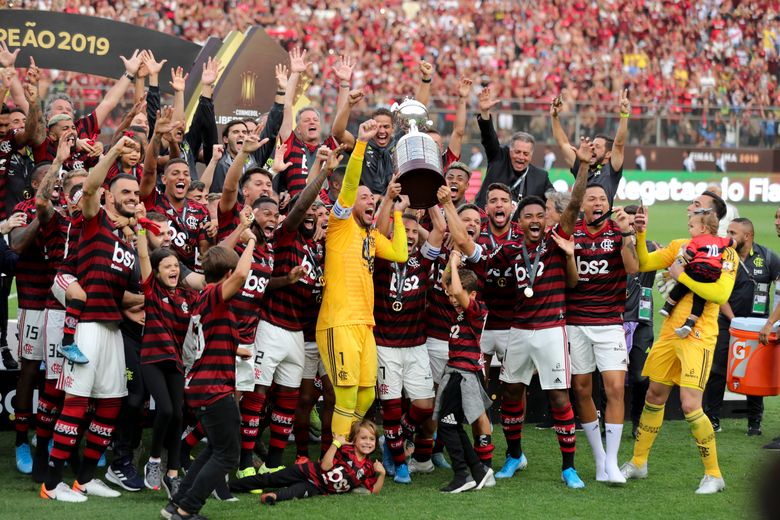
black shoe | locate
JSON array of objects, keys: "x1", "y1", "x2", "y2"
[
  {"x1": 762, "y1": 440, "x2": 780, "y2": 450},
  {"x1": 710, "y1": 417, "x2": 722, "y2": 433},
  {"x1": 535, "y1": 418, "x2": 553, "y2": 430},
  {"x1": 631, "y1": 422, "x2": 639, "y2": 440},
  {"x1": 748, "y1": 423, "x2": 763, "y2": 436},
  {"x1": 162, "y1": 474, "x2": 182, "y2": 500},
  {"x1": 161, "y1": 501, "x2": 179, "y2": 520},
  {"x1": 1, "y1": 348, "x2": 18, "y2": 370},
  {"x1": 440, "y1": 473, "x2": 476, "y2": 493},
  {"x1": 575, "y1": 420, "x2": 583, "y2": 432}
]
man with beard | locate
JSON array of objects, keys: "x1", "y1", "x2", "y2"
[
  {"x1": 276, "y1": 50, "x2": 343, "y2": 200},
  {"x1": 237, "y1": 146, "x2": 342, "y2": 477},
  {"x1": 444, "y1": 162, "x2": 474, "y2": 209},
  {"x1": 141, "y1": 107, "x2": 212, "y2": 272},
  {"x1": 34, "y1": 114, "x2": 101, "y2": 174},
  {"x1": 474, "y1": 87, "x2": 553, "y2": 207},
  {"x1": 551, "y1": 91, "x2": 629, "y2": 205},
  {"x1": 316, "y1": 119, "x2": 408, "y2": 438},
  {"x1": 41, "y1": 137, "x2": 140, "y2": 502},
  {"x1": 704, "y1": 218, "x2": 780, "y2": 436},
  {"x1": 489, "y1": 138, "x2": 593, "y2": 489},
  {"x1": 567, "y1": 186, "x2": 638, "y2": 485}
]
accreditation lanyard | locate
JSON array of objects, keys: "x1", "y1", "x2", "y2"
[
  {"x1": 488, "y1": 227, "x2": 512, "y2": 250},
  {"x1": 520, "y1": 241, "x2": 542, "y2": 297},
  {"x1": 392, "y1": 263, "x2": 407, "y2": 312}
]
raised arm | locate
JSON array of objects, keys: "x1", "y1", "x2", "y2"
[
  {"x1": 219, "y1": 131, "x2": 268, "y2": 214},
  {"x1": 416, "y1": 61, "x2": 433, "y2": 106},
  {"x1": 558, "y1": 138, "x2": 593, "y2": 235},
  {"x1": 137, "y1": 229, "x2": 153, "y2": 283},
  {"x1": 447, "y1": 251, "x2": 471, "y2": 309},
  {"x1": 334, "y1": 119, "x2": 376, "y2": 214},
  {"x1": 550, "y1": 94, "x2": 576, "y2": 168},
  {"x1": 94, "y1": 50, "x2": 143, "y2": 127},
  {"x1": 426, "y1": 206, "x2": 446, "y2": 250},
  {"x1": 200, "y1": 145, "x2": 222, "y2": 194},
  {"x1": 0, "y1": 45, "x2": 28, "y2": 114},
  {"x1": 284, "y1": 145, "x2": 339, "y2": 231},
  {"x1": 83, "y1": 137, "x2": 137, "y2": 219},
  {"x1": 221, "y1": 233, "x2": 256, "y2": 300},
  {"x1": 436, "y1": 185, "x2": 476, "y2": 257},
  {"x1": 332, "y1": 55, "x2": 356, "y2": 122},
  {"x1": 375, "y1": 208, "x2": 408, "y2": 263},
  {"x1": 141, "y1": 107, "x2": 180, "y2": 199},
  {"x1": 476, "y1": 87, "x2": 502, "y2": 161},
  {"x1": 331, "y1": 88, "x2": 362, "y2": 151},
  {"x1": 36, "y1": 132, "x2": 73, "y2": 222},
  {"x1": 16, "y1": 82, "x2": 44, "y2": 147},
  {"x1": 278, "y1": 48, "x2": 311, "y2": 143},
  {"x1": 375, "y1": 176, "x2": 402, "y2": 238},
  {"x1": 448, "y1": 77, "x2": 472, "y2": 160},
  {"x1": 167, "y1": 65, "x2": 187, "y2": 127},
  {"x1": 613, "y1": 206, "x2": 639, "y2": 274},
  {"x1": 610, "y1": 89, "x2": 630, "y2": 172}
]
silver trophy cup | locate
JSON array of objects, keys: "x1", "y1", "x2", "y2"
[{"x1": 391, "y1": 98, "x2": 444, "y2": 209}]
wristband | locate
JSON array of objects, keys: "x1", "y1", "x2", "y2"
[
  {"x1": 620, "y1": 112, "x2": 630, "y2": 119},
  {"x1": 422, "y1": 77, "x2": 432, "y2": 83},
  {"x1": 621, "y1": 231, "x2": 635, "y2": 237},
  {"x1": 276, "y1": 90, "x2": 286, "y2": 96},
  {"x1": 137, "y1": 229, "x2": 147, "y2": 236},
  {"x1": 332, "y1": 440, "x2": 342, "y2": 449},
  {"x1": 340, "y1": 82, "x2": 350, "y2": 89},
  {"x1": 123, "y1": 72, "x2": 135, "y2": 82}
]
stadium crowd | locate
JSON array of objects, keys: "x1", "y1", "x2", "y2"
[{"x1": 2, "y1": 4, "x2": 780, "y2": 520}]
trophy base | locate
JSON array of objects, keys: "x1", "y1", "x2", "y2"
[{"x1": 397, "y1": 164, "x2": 445, "y2": 209}]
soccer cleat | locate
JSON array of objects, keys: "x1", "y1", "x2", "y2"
[
  {"x1": 763, "y1": 439, "x2": 780, "y2": 450},
  {"x1": 1, "y1": 347, "x2": 18, "y2": 369},
  {"x1": 105, "y1": 459, "x2": 144, "y2": 491},
  {"x1": 408, "y1": 458, "x2": 434, "y2": 474},
  {"x1": 473, "y1": 465, "x2": 495, "y2": 490},
  {"x1": 674, "y1": 324, "x2": 693, "y2": 338},
  {"x1": 393, "y1": 463, "x2": 411, "y2": 484},
  {"x1": 432, "y1": 452, "x2": 451, "y2": 469},
  {"x1": 440, "y1": 474, "x2": 476, "y2": 493},
  {"x1": 260, "y1": 492, "x2": 277, "y2": 505},
  {"x1": 212, "y1": 477, "x2": 239, "y2": 502},
  {"x1": 236, "y1": 466, "x2": 257, "y2": 479},
  {"x1": 606, "y1": 465, "x2": 627, "y2": 486},
  {"x1": 380, "y1": 436, "x2": 396, "y2": 477},
  {"x1": 73, "y1": 478, "x2": 121, "y2": 498},
  {"x1": 748, "y1": 422, "x2": 762, "y2": 436},
  {"x1": 695, "y1": 475, "x2": 726, "y2": 494},
  {"x1": 162, "y1": 475, "x2": 181, "y2": 500},
  {"x1": 620, "y1": 460, "x2": 648, "y2": 480},
  {"x1": 495, "y1": 453, "x2": 528, "y2": 479},
  {"x1": 258, "y1": 463, "x2": 285, "y2": 474},
  {"x1": 710, "y1": 417, "x2": 722, "y2": 433},
  {"x1": 16, "y1": 443, "x2": 33, "y2": 474},
  {"x1": 58, "y1": 343, "x2": 89, "y2": 364},
  {"x1": 40, "y1": 482, "x2": 88, "y2": 502},
  {"x1": 161, "y1": 501, "x2": 178, "y2": 520},
  {"x1": 144, "y1": 461, "x2": 162, "y2": 490},
  {"x1": 561, "y1": 468, "x2": 585, "y2": 489}
]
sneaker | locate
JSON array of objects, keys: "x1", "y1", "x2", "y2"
[
  {"x1": 212, "y1": 477, "x2": 238, "y2": 502},
  {"x1": 260, "y1": 492, "x2": 277, "y2": 505},
  {"x1": 58, "y1": 343, "x2": 89, "y2": 364},
  {"x1": 561, "y1": 467, "x2": 585, "y2": 489},
  {"x1": 620, "y1": 460, "x2": 648, "y2": 479},
  {"x1": 105, "y1": 459, "x2": 144, "y2": 492},
  {"x1": 161, "y1": 501, "x2": 178, "y2": 519},
  {"x1": 710, "y1": 418, "x2": 722, "y2": 433},
  {"x1": 674, "y1": 324, "x2": 692, "y2": 338},
  {"x1": 393, "y1": 463, "x2": 411, "y2": 484},
  {"x1": 15, "y1": 443, "x2": 33, "y2": 474},
  {"x1": 144, "y1": 461, "x2": 162, "y2": 490},
  {"x1": 74, "y1": 478, "x2": 121, "y2": 497},
  {"x1": 1, "y1": 347, "x2": 18, "y2": 369},
  {"x1": 659, "y1": 306, "x2": 671, "y2": 318},
  {"x1": 695, "y1": 474, "x2": 726, "y2": 494},
  {"x1": 432, "y1": 452, "x2": 451, "y2": 469},
  {"x1": 408, "y1": 458, "x2": 434, "y2": 474},
  {"x1": 473, "y1": 465, "x2": 496, "y2": 490},
  {"x1": 748, "y1": 422, "x2": 762, "y2": 436},
  {"x1": 235, "y1": 466, "x2": 262, "y2": 494},
  {"x1": 380, "y1": 436, "x2": 396, "y2": 477},
  {"x1": 762, "y1": 439, "x2": 780, "y2": 450},
  {"x1": 440, "y1": 474, "x2": 476, "y2": 493},
  {"x1": 162, "y1": 474, "x2": 181, "y2": 500},
  {"x1": 495, "y1": 453, "x2": 528, "y2": 479},
  {"x1": 40, "y1": 482, "x2": 88, "y2": 502}
]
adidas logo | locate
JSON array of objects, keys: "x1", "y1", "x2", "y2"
[
  {"x1": 554, "y1": 377, "x2": 562, "y2": 384},
  {"x1": 575, "y1": 243, "x2": 582, "y2": 249},
  {"x1": 441, "y1": 413, "x2": 457, "y2": 425}
]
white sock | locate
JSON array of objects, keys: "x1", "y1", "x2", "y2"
[
  {"x1": 582, "y1": 420, "x2": 606, "y2": 480},
  {"x1": 148, "y1": 456, "x2": 162, "y2": 463},
  {"x1": 605, "y1": 423, "x2": 626, "y2": 483}
]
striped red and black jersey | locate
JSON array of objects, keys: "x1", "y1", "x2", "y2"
[
  {"x1": 319, "y1": 189, "x2": 336, "y2": 210},
  {"x1": 302, "y1": 238, "x2": 325, "y2": 343},
  {"x1": 232, "y1": 241, "x2": 274, "y2": 344},
  {"x1": 11, "y1": 199, "x2": 54, "y2": 310},
  {"x1": 75, "y1": 208, "x2": 135, "y2": 322},
  {"x1": 447, "y1": 298, "x2": 488, "y2": 372},
  {"x1": 279, "y1": 134, "x2": 338, "y2": 199},
  {"x1": 41, "y1": 210, "x2": 79, "y2": 310},
  {"x1": 686, "y1": 234, "x2": 733, "y2": 270},
  {"x1": 567, "y1": 219, "x2": 627, "y2": 326},
  {"x1": 442, "y1": 147, "x2": 459, "y2": 170},
  {"x1": 185, "y1": 282, "x2": 240, "y2": 408},
  {"x1": 216, "y1": 202, "x2": 243, "y2": 242},
  {"x1": 142, "y1": 190, "x2": 210, "y2": 271},
  {"x1": 260, "y1": 225, "x2": 324, "y2": 331},
  {"x1": 373, "y1": 249, "x2": 436, "y2": 348},
  {"x1": 477, "y1": 222, "x2": 521, "y2": 330},
  {"x1": 0, "y1": 130, "x2": 25, "y2": 219},
  {"x1": 303, "y1": 445, "x2": 379, "y2": 494},
  {"x1": 141, "y1": 274, "x2": 195, "y2": 371},
  {"x1": 425, "y1": 245, "x2": 485, "y2": 342},
  {"x1": 75, "y1": 112, "x2": 100, "y2": 139},
  {"x1": 105, "y1": 162, "x2": 143, "y2": 187},
  {"x1": 490, "y1": 225, "x2": 570, "y2": 330},
  {"x1": 32, "y1": 139, "x2": 99, "y2": 172}
]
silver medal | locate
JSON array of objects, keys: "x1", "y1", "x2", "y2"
[{"x1": 524, "y1": 287, "x2": 534, "y2": 298}]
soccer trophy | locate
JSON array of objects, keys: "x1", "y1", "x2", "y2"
[{"x1": 391, "y1": 98, "x2": 444, "y2": 209}]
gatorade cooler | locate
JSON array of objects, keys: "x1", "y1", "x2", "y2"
[{"x1": 727, "y1": 317, "x2": 780, "y2": 396}]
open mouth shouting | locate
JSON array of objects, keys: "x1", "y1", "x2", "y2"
[
  {"x1": 303, "y1": 215, "x2": 316, "y2": 231},
  {"x1": 174, "y1": 181, "x2": 187, "y2": 197},
  {"x1": 527, "y1": 222, "x2": 542, "y2": 241},
  {"x1": 492, "y1": 209, "x2": 507, "y2": 227}
]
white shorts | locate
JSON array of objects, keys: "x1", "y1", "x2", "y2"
[
  {"x1": 303, "y1": 341, "x2": 326, "y2": 380},
  {"x1": 51, "y1": 273, "x2": 77, "y2": 308},
  {"x1": 425, "y1": 337, "x2": 449, "y2": 386},
  {"x1": 501, "y1": 326, "x2": 570, "y2": 390},
  {"x1": 377, "y1": 344, "x2": 435, "y2": 401},
  {"x1": 254, "y1": 320, "x2": 305, "y2": 388},
  {"x1": 236, "y1": 342, "x2": 256, "y2": 392},
  {"x1": 17, "y1": 308, "x2": 46, "y2": 361},
  {"x1": 480, "y1": 328, "x2": 510, "y2": 360},
  {"x1": 567, "y1": 324, "x2": 628, "y2": 375},
  {"x1": 57, "y1": 322, "x2": 127, "y2": 398},
  {"x1": 43, "y1": 309, "x2": 66, "y2": 380}
]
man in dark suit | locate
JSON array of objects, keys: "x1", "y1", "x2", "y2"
[{"x1": 474, "y1": 87, "x2": 553, "y2": 208}]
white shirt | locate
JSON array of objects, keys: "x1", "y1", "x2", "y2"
[
  {"x1": 469, "y1": 151, "x2": 484, "y2": 170},
  {"x1": 543, "y1": 151, "x2": 556, "y2": 171},
  {"x1": 635, "y1": 154, "x2": 647, "y2": 171},
  {"x1": 718, "y1": 202, "x2": 740, "y2": 237},
  {"x1": 683, "y1": 156, "x2": 696, "y2": 172}
]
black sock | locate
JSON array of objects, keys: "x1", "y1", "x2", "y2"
[{"x1": 44, "y1": 458, "x2": 66, "y2": 491}]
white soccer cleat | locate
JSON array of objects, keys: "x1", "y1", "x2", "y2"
[
  {"x1": 408, "y1": 458, "x2": 435, "y2": 474},
  {"x1": 40, "y1": 482, "x2": 88, "y2": 503},
  {"x1": 74, "y1": 478, "x2": 121, "y2": 498},
  {"x1": 695, "y1": 475, "x2": 725, "y2": 494},
  {"x1": 620, "y1": 460, "x2": 648, "y2": 480}
]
